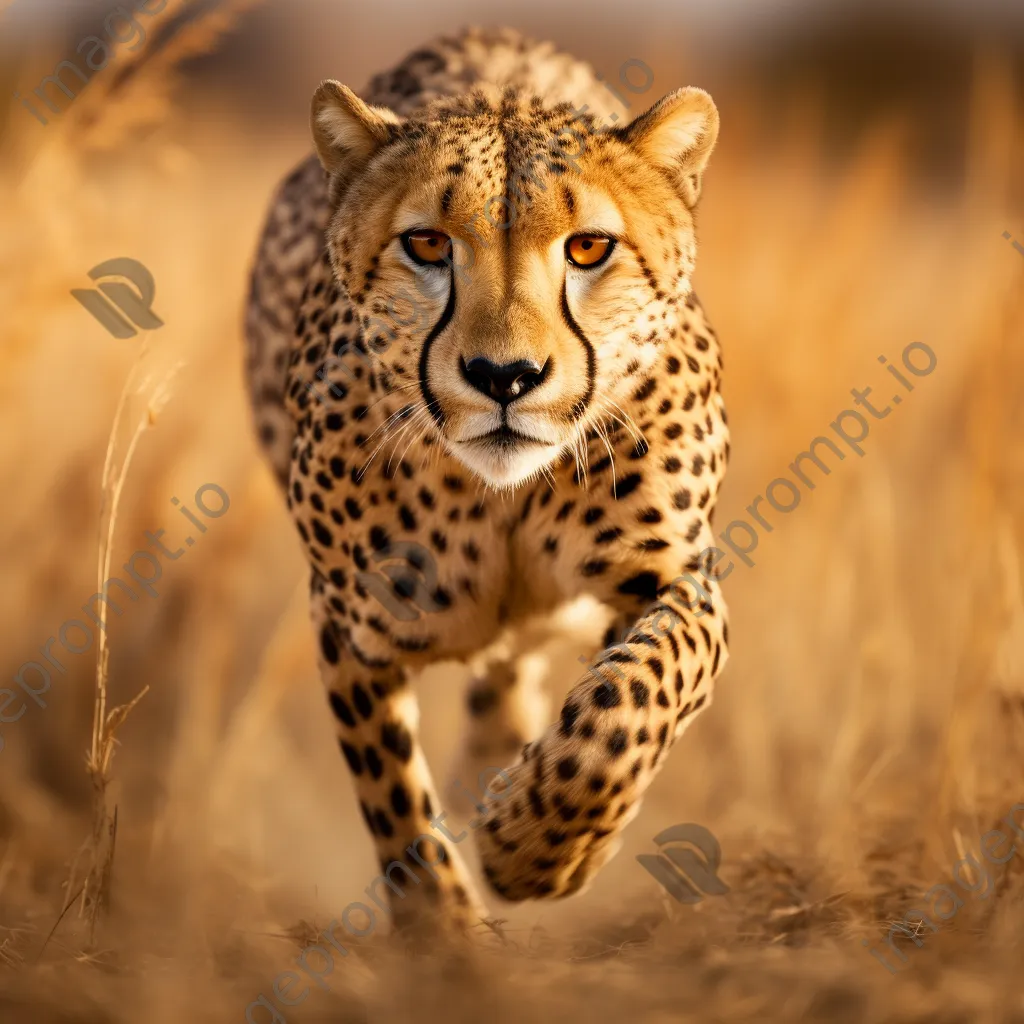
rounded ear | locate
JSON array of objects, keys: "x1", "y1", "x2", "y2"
[
  {"x1": 311, "y1": 80, "x2": 403, "y2": 180},
  {"x1": 617, "y1": 87, "x2": 719, "y2": 207}
]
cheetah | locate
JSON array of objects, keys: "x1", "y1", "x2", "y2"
[{"x1": 244, "y1": 27, "x2": 729, "y2": 935}]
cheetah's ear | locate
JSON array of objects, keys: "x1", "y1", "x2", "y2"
[
  {"x1": 618, "y1": 87, "x2": 719, "y2": 207},
  {"x1": 311, "y1": 80, "x2": 402, "y2": 179}
]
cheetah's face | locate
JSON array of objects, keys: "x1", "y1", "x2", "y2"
[{"x1": 311, "y1": 84, "x2": 719, "y2": 488}]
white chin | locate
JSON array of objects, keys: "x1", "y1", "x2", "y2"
[{"x1": 449, "y1": 441, "x2": 563, "y2": 489}]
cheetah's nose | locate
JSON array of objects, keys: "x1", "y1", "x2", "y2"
[{"x1": 460, "y1": 356, "x2": 548, "y2": 407}]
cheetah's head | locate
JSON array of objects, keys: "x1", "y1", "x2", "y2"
[{"x1": 311, "y1": 82, "x2": 718, "y2": 489}]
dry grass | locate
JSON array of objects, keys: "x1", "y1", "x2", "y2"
[{"x1": 1, "y1": 5, "x2": 1023, "y2": 1022}]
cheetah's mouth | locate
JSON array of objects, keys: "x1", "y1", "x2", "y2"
[
  {"x1": 449, "y1": 424, "x2": 564, "y2": 489},
  {"x1": 463, "y1": 426, "x2": 549, "y2": 450}
]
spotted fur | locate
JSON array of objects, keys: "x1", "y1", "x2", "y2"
[{"x1": 244, "y1": 27, "x2": 729, "y2": 932}]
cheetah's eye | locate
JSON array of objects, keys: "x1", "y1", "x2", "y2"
[
  {"x1": 401, "y1": 229, "x2": 452, "y2": 267},
  {"x1": 566, "y1": 234, "x2": 615, "y2": 268}
]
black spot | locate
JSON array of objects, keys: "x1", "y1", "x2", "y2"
[
  {"x1": 673, "y1": 489, "x2": 692, "y2": 510},
  {"x1": 340, "y1": 741, "x2": 362, "y2": 774},
  {"x1": 581, "y1": 559, "x2": 609, "y2": 577},
  {"x1": 381, "y1": 721, "x2": 413, "y2": 762},
  {"x1": 556, "y1": 500, "x2": 576, "y2": 521},
  {"x1": 556, "y1": 756, "x2": 579, "y2": 780},
  {"x1": 607, "y1": 727, "x2": 629, "y2": 757},
  {"x1": 663, "y1": 457, "x2": 682, "y2": 473},
  {"x1": 369, "y1": 525, "x2": 390, "y2": 551},
  {"x1": 666, "y1": 356, "x2": 681, "y2": 374},
  {"x1": 638, "y1": 508, "x2": 663, "y2": 524},
  {"x1": 636, "y1": 726, "x2": 649, "y2": 744},
  {"x1": 613, "y1": 474, "x2": 643, "y2": 500},
  {"x1": 312, "y1": 520, "x2": 333, "y2": 547},
  {"x1": 321, "y1": 626, "x2": 339, "y2": 664},
  {"x1": 596, "y1": 527, "x2": 623, "y2": 544},
  {"x1": 391, "y1": 783, "x2": 411, "y2": 817},
  {"x1": 361, "y1": 800, "x2": 376, "y2": 835},
  {"x1": 399, "y1": 505, "x2": 417, "y2": 530},
  {"x1": 561, "y1": 701, "x2": 580, "y2": 736},
  {"x1": 583, "y1": 507, "x2": 604, "y2": 525},
  {"x1": 630, "y1": 680, "x2": 650, "y2": 708},
  {"x1": 329, "y1": 691, "x2": 355, "y2": 727},
  {"x1": 592, "y1": 682, "x2": 622, "y2": 709},
  {"x1": 468, "y1": 687, "x2": 498, "y2": 716},
  {"x1": 374, "y1": 809, "x2": 394, "y2": 838},
  {"x1": 352, "y1": 684, "x2": 373, "y2": 719},
  {"x1": 618, "y1": 572, "x2": 661, "y2": 601},
  {"x1": 633, "y1": 378, "x2": 657, "y2": 402},
  {"x1": 529, "y1": 786, "x2": 546, "y2": 817},
  {"x1": 345, "y1": 497, "x2": 363, "y2": 520}
]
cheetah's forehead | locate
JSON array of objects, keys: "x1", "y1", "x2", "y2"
[{"x1": 375, "y1": 97, "x2": 631, "y2": 248}]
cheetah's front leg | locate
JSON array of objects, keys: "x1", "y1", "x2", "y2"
[
  {"x1": 309, "y1": 590, "x2": 490, "y2": 934},
  {"x1": 473, "y1": 575, "x2": 727, "y2": 900}
]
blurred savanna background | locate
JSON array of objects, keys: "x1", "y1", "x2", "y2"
[{"x1": 1, "y1": 0, "x2": 1024, "y2": 1020}]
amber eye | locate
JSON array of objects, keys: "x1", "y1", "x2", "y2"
[
  {"x1": 566, "y1": 234, "x2": 615, "y2": 268},
  {"x1": 401, "y1": 229, "x2": 452, "y2": 266}
]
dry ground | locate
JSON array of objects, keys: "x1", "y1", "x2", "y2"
[{"x1": 1, "y1": 4, "x2": 1024, "y2": 1022}]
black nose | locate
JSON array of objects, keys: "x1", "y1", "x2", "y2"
[{"x1": 461, "y1": 356, "x2": 548, "y2": 407}]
